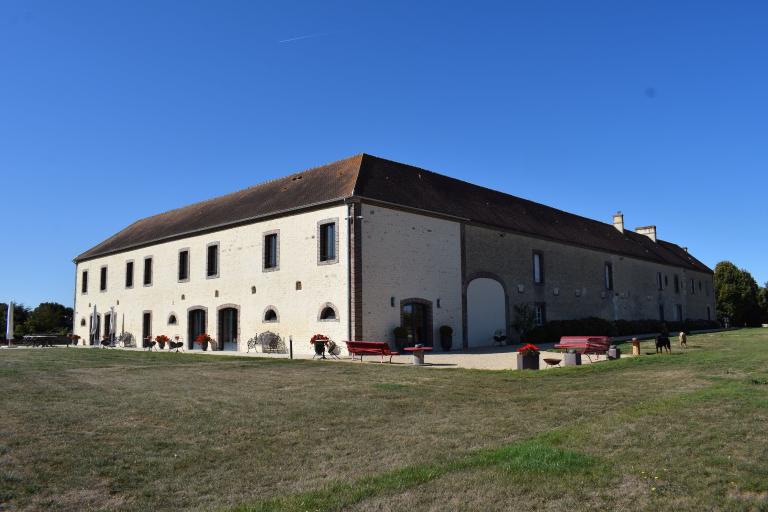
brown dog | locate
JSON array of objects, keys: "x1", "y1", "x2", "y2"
[{"x1": 679, "y1": 331, "x2": 688, "y2": 349}]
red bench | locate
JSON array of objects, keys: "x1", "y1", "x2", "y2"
[
  {"x1": 553, "y1": 336, "x2": 612, "y2": 361},
  {"x1": 345, "y1": 341, "x2": 399, "y2": 363}
]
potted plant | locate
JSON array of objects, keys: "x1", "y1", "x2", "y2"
[
  {"x1": 516, "y1": 343, "x2": 541, "y2": 370},
  {"x1": 195, "y1": 333, "x2": 213, "y2": 351},
  {"x1": 310, "y1": 333, "x2": 329, "y2": 358},
  {"x1": 393, "y1": 326, "x2": 409, "y2": 351},
  {"x1": 439, "y1": 325, "x2": 453, "y2": 351},
  {"x1": 155, "y1": 334, "x2": 170, "y2": 350}
]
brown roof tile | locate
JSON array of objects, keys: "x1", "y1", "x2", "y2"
[{"x1": 74, "y1": 153, "x2": 711, "y2": 274}]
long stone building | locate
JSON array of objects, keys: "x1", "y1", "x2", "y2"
[{"x1": 72, "y1": 154, "x2": 715, "y2": 353}]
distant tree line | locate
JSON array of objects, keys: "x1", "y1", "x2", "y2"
[
  {"x1": 0, "y1": 302, "x2": 73, "y2": 339},
  {"x1": 714, "y1": 261, "x2": 768, "y2": 327}
]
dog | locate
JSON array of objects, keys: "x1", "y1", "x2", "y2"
[
  {"x1": 655, "y1": 335, "x2": 671, "y2": 354},
  {"x1": 678, "y1": 331, "x2": 688, "y2": 349}
]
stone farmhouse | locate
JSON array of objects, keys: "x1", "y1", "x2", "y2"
[{"x1": 72, "y1": 154, "x2": 715, "y2": 354}]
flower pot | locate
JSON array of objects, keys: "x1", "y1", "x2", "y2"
[
  {"x1": 516, "y1": 352, "x2": 540, "y2": 370},
  {"x1": 440, "y1": 333, "x2": 452, "y2": 352},
  {"x1": 158, "y1": 341, "x2": 166, "y2": 350},
  {"x1": 314, "y1": 341, "x2": 326, "y2": 357}
]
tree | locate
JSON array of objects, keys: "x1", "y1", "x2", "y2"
[
  {"x1": 0, "y1": 303, "x2": 31, "y2": 339},
  {"x1": 714, "y1": 261, "x2": 761, "y2": 326},
  {"x1": 23, "y1": 303, "x2": 74, "y2": 335},
  {"x1": 758, "y1": 283, "x2": 768, "y2": 324}
]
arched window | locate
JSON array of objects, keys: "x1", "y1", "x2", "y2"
[
  {"x1": 168, "y1": 314, "x2": 177, "y2": 325},
  {"x1": 318, "y1": 303, "x2": 338, "y2": 321},
  {"x1": 80, "y1": 318, "x2": 86, "y2": 327},
  {"x1": 263, "y1": 307, "x2": 278, "y2": 323}
]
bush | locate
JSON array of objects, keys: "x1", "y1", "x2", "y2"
[{"x1": 522, "y1": 318, "x2": 720, "y2": 343}]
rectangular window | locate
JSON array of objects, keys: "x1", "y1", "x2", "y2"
[
  {"x1": 206, "y1": 244, "x2": 219, "y2": 278},
  {"x1": 178, "y1": 250, "x2": 190, "y2": 281},
  {"x1": 658, "y1": 304, "x2": 665, "y2": 321},
  {"x1": 690, "y1": 278, "x2": 695, "y2": 294},
  {"x1": 532, "y1": 252, "x2": 544, "y2": 284},
  {"x1": 674, "y1": 275, "x2": 680, "y2": 293},
  {"x1": 676, "y1": 304, "x2": 683, "y2": 321},
  {"x1": 657, "y1": 272, "x2": 663, "y2": 291},
  {"x1": 99, "y1": 266, "x2": 107, "y2": 291},
  {"x1": 707, "y1": 306, "x2": 711, "y2": 321},
  {"x1": 604, "y1": 262, "x2": 614, "y2": 290},
  {"x1": 319, "y1": 222, "x2": 337, "y2": 263},
  {"x1": 125, "y1": 261, "x2": 134, "y2": 288},
  {"x1": 81, "y1": 270, "x2": 88, "y2": 294},
  {"x1": 698, "y1": 280, "x2": 702, "y2": 292},
  {"x1": 143, "y1": 257, "x2": 153, "y2": 286},
  {"x1": 533, "y1": 302, "x2": 547, "y2": 326},
  {"x1": 264, "y1": 233, "x2": 279, "y2": 270}
]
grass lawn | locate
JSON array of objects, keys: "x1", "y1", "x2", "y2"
[{"x1": 1, "y1": 330, "x2": 767, "y2": 511}]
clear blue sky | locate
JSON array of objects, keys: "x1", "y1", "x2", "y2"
[{"x1": 2, "y1": 1, "x2": 767, "y2": 308}]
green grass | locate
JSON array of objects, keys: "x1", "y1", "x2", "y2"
[{"x1": 1, "y1": 330, "x2": 768, "y2": 511}]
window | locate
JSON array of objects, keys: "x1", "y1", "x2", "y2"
[
  {"x1": 707, "y1": 306, "x2": 711, "y2": 321},
  {"x1": 81, "y1": 270, "x2": 88, "y2": 294},
  {"x1": 675, "y1": 304, "x2": 683, "y2": 321},
  {"x1": 263, "y1": 308, "x2": 278, "y2": 322},
  {"x1": 604, "y1": 263, "x2": 613, "y2": 291},
  {"x1": 532, "y1": 252, "x2": 544, "y2": 284},
  {"x1": 665, "y1": 275, "x2": 669, "y2": 287},
  {"x1": 168, "y1": 314, "x2": 177, "y2": 325},
  {"x1": 705, "y1": 281, "x2": 709, "y2": 296},
  {"x1": 533, "y1": 302, "x2": 547, "y2": 326},
  {"x1": 206, "y1": 243, "x2": 219, "y2": 278},
  {"x1": 657, "y1": 272, "x2": 663, "y2": 291},
  {"x1": 143, "y1": 257, "x2": 153, "y2": 286},
  {"x1": 319, "y1": 305, "x2": 338, "y2": 321},
  {"x1": 263, "y1": 232, "x2": 279, "y2": 270},
  {"x1": 318, "y1": 221, "x2": 337, "y2": 263},
  {"x1": 673, "y1": 275, "x2": 680, "y2": 293},
  {"x1": 690, "y1": 278, "x2": 695, "y2": 294},
  {"x1": 178, "y1": 250, "x2": 189, "y2": 281},
  {"x1": 99, "y1": 266, "x2": 108, "y2": 292},
  {"x1": 124, "y1": 261, "x2": 134, "y2": 288},
  {"x1": 658, "y1": 304, "x2": 665, "y2": 321}
]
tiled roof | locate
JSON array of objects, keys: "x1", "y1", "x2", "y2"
[{"x1": 74, "y1": 153, "x2": 712, "y2": 274}]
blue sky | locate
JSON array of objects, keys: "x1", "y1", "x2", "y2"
[{"x1": 2, "y1": 1, "x2": 766, "y2": 308}]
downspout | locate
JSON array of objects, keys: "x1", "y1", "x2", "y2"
[{"x1": 346, "y1": 199, "x2": 353, "y2": 342}]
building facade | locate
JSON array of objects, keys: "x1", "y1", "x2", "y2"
[{"x1": 72, "y1": 154, "x2": 715, "y2": 353}]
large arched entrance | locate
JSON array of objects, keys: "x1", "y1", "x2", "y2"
[
  {"x1": 188, "y1": 308, "x2": 207, "y2": 350},
  {"x1": 466, "y1": 277, "x2": 507, "y2": 348}
]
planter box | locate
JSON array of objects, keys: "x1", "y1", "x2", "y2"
[
  {"x1": 516, "y1": 353, "x2": 540, "y2": 370},
  {"x1": 563, "y1": 352, "x2": 581, "y2": 366}
]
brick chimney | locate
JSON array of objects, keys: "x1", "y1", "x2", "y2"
[
  {"x1": 635, "y1": 225, "x2": 657, "y2": 242},
  {"x1": 612, "y1": 212, "x2": 624, "y2": 233}
]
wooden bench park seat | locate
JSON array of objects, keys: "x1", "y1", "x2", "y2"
[
  {"x1": 553, "y1": 336, "x2": 612, "y2": 361},
  {"x1": 344, "y1": 341, "x2": 399, "y2": 363}
]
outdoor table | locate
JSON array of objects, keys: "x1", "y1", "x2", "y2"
[
  {"x1": 630, "y1": 338, "x2": 641, "y2": 356},
  {"x1": 403, "y1": 346, "x2": 432, "y2": 365}
]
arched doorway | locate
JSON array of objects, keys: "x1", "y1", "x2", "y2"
[
  {"x1": 217, "y1": 306, "x2": 239, "y2": 351},
  {"x1": 188, "y1": 308, "x2": 207, "y2": 350},
  {"x1": 467, "y1": 277, "x2": 507, "y2": 348}
]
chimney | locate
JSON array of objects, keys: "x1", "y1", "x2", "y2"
[
  {"x1": 612, "y1": 212, "x2": 624, "y2": 233},
  {"x1": 635, "y1": 225, "x2": 657, "y2": 242}
]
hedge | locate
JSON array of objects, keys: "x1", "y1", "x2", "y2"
[{"x1": 522, "y1": 317, "x2": 720, "y2": 344}]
